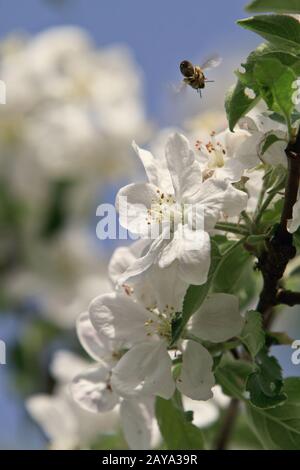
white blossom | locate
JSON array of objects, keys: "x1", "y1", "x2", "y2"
[
  {"x1": 116, "y1": 132, "x2": 247, "y2": 286},
  {"x1": 26, "y1": 350, "x2": 118, "y2": 450}
]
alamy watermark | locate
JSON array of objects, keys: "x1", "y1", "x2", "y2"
[
  {"x1": 0, "y1": 340, "x2": 6, "y2": 365},
  {"x1": 291, "y1": 340, "x2": 300, "y2": 365},
  {"x1": 95, "y1": 197, "x2": 206, "y2": 251}
]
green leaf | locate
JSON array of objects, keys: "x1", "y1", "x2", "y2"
[
  {"x1": 246, "y1": 0, "x2": 300, "y2": 14},
  {"x1": 237, "y1": 15, "x2": 300, "y2": 51},
  {"x1": 246, "y1": 378, "x2": 300, "y2": 449},
  {"x1": 155, "y1": 396, "x2": 205, "y2": 449},
  {"x1": 254, "y1": 58, "x2": 297, "y2": 122},
  {"x1": 215, "y1": 355, "x2": 253, "y2": 400},
  {"x1": 225, "y1": 80, "x2": 260, "y2": 131},
  {"x1": 213, "y1": 244, "x2": 257, "y2": 309},
  {"x1": 237, "y1": 44, "x2": 300, "y2": 90},
  {"x1": 239, "y1": 310, "x2": 265, "y2": 358},
  {"x1": 246, "y1": 348, "x2": 286, "y2": 409}
]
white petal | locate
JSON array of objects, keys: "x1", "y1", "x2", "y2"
[
  {"x1": 221, "y1": 183, "x2": 248, "y2": 218},
  {"x1": 148, "y1": 264, "x2": 188, "y2": 313},
  {"x1": 117, "y1": 233, "x2": 166, "y2": 285},
  {"x1": 26, "y1": 395, "x2": 78, "y2": 449},
  {"x1": 189, "y1": 178, "x2": 228, "y2": 230},
  {"x1": 71, "y1": 365, "x2": 119, "y2": 413},
  {"x1": 191, "y1": 293, "x2": 244, "y2": 342},
  {"x1": 50, "y1": 350, "x2": 88, "y2": 384},
  {"x1": 77, "y1": 311, "x2": 111, "y2": 363},
  {"x1": 177, "y1": 341, "x2": 214, "y2": 400},
  {"x1": 132, "y1": 141, "x2": 172, "y2": 191},
  {"x1": 108, "y1": 240, "x2": 149, "y2": 285},
  {"x1": 258, "y1": 130, "x2": 287, "y2": 167},
  {"x1": 182, "y1": 396, "x2": 219, "y2": 428},
  {"x1": 111, "y1": 341, "x2": 175, "y2": 399},
  {"x1": 116, "y1": 182, "x2": 160, "y2": 235},
  {"x1": 165, "y1": 133, "x2": 202, "y2": 202},
  {"x1": 89, "y1": 292, "x2": 151, "y2": 344},
  {"x1": 176, "y1": 227, "x2": 211, "y2": 285},
  {"x1": 120, "y1": 399, "x2": 153, "y2": 450}
]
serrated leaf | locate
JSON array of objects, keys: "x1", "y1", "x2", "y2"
[
  {"x1": 239, "y1": 310, "x2": 265, "y2": 358},
  {"x1": 246, "y1": 373, "x2": 287, "y2": 408},
  {"x1": 213, "y1": 245, "x2": 257, "y2": 309},
  {"x1": 246, "y1": 0, "x2": 300, "y2": 14},
  {"x1": 246, "y1": 378, "x2": 300, "y2": 449},
  {"x1": 237, "y1": 45, "x2": 300, "y2": 90},
  {"x1": 246, "y1": 348, "x2": 286, "y2": 409},
  {"x1": 254, "y1": 58, "x2": 297, "y2": 121},
  {"x1": 215, "y1": 355, "x2": 253, "y2": 400},
  {"x1": 238, "y1": 15, "x2": 300, "y2": 51},
  {"x1": 225, "y1": 80, "x2": 260, "y2": 131},
  {"x1": 155, "y1": 396, "x2": 205, "y2": 449}
]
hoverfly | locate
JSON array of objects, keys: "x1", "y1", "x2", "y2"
[{"x1": 179, "y1": 55, "x2": 222, "y2": 97}]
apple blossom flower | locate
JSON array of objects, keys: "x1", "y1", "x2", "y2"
[
  {"x1": 116, "y1": 132, "x2": 247, "y2": 286},
  {"x1": 86, "y1": 287, "x2": 243, "y2": 402},
  {"x1": 195, "y1": 128, "x2": 254, "y2": 182},
  {"x1": 71, "y1": 312, "x2": 160, "y2": 450},
  {"x1": 239, "y1": 108, "x2": 288, "y2": 167},
  {"x1": 26, "y1": 350, "x2": 118, "y2": 450}
]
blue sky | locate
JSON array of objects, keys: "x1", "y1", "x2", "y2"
[{"x1": 0, "y1": 0, "x2": 259, "y2": 123}]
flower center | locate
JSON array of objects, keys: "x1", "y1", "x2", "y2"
[
  {"x1": 144, "y1": 304, "x2": 175, "y2": 341},
  {"x1": 146, "y1": 189, "x2": 182, "y2": 233}
]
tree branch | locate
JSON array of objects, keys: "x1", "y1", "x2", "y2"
[
  {"x1": 256, "y1": 128, "x2": 300, "y2": 321},
  {"x1": 214, "y1": 398, "x2": 239, "y2": 450},
  {"x1": 276, "y1": 289, "x2": 300, "y2": 306}
]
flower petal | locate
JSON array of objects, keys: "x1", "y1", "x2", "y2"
[
  {"x1": 177, "y1": 341, "x2": 214, "y2": 400},
  {"x1": 120, "y1": 399, "x2": 153, "y2": 450},
  {"x1": 165, "y1": 133, "x2": 202, "y2": 202},
  {"x1": 191, "y1": 293, "x2": 244, "y2": 342},
  {"x1": 89, "y1": 292, "x2": 151, "y2": 344},
  {"x1": 132, "y1": 141, "x2": 172, "y2": 192},
  {"x1": 117, "y1": 233, "x2": 167, "y2": 286},
  {"x1": 116, "y1": 182, "x2": 160, "y2": 235},
  {"x1": 221, "y1": 183, "x2": 248, "y2": 218},
  {"x1": 175, "y1": 227, "x2": 211, "y2": 285},
  {"x1": 71, "y1": 365, "x2": 119, "y2": 413},
  {"x1": 26, "y1": 395, "x2": 78, "y2": 449},
  {"x1": 148, "y1": 264, "x2": 189, "y2": 313},
  {"x1": 77, "y1": 311, "x2": 111, "y2": 363},
  {"x1": 111, "y1": 341, "x2": 175, "y2": 399},
  {"x1": 108, "y1": 240, "x2": 149, "y2": 285}
]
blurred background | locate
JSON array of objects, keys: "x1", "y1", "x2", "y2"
[{"x1": 0, "y1": 0, "x2": 299, "y2": 450}]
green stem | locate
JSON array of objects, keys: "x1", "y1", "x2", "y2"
[
  {"x1": 254, "y1": 191, "x2": 277, "y2": 226},
  {"x1": 215, "y1": 222, "x2": 248, "y2": 236}
]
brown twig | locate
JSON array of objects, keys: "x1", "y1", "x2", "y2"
[
  {"x1": 276, "y1": 289, "x2": 300, "y2": 306},
  {"x1": 215, "y1": 128, "x2": 300, "y2": 450},
  {"x1": 256, "y1": 128, "x2": 300, "y2": 321},
  {"x1": 214, "y1": 398, "x2": 240, "y2": 450}
]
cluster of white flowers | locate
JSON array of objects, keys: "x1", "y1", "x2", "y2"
[
  {"x1": 0, "y1": 27, "x2": 148, "y2": 327},
  {"x1": 16, "y1": 28, "x2": 297, "y2": 448},
  {"x1": 68, "y1": 110, "x2": 293, "y2": 449}
]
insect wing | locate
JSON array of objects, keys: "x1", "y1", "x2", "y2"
[{"x1": 200, "y1": 55, "x2": 222, "y2": 71}]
